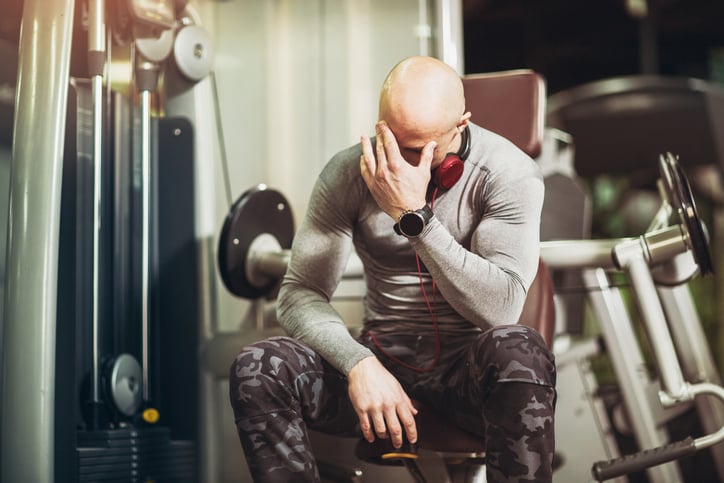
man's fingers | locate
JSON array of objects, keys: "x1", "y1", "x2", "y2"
[
  {"x1": 368, "y1": 402, "x2": 418, "y2": 449},
  {"x1": 360, "y1": 136, "x2": 375, "y2": 178},
  {"x1": 398, "y1": 407, "x2": 418, "y2": 445},
  {"x1": 360, "y1": 134, "x2": 375, "y2": 168},
  {"x1": 375, "y1": 124, "x2": 388, "y2": 168},
  {"x1": 357, "y1": 411, "x2": 375, "y2": 443},
  {"x1": 376, "y1": 121, "x2": 402, "y2": 166},
  {"x1": 384, "y1": 409, "x2": 404, "y2": 448},
  {"x1": 419, "y1": 140, "x2": 437, "y2": 171},
  {"x1": 371, "y1": 412, "x2": 388, "y2": 440}
]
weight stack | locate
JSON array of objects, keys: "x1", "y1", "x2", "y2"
[{"x1": 77, "y1": 427, "x2": 196, "y2": 482}]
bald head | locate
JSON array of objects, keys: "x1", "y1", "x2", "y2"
[{"x1": 379, "y1": 56, "x2": 467, "y2": 138}]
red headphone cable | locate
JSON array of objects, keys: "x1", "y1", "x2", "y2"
[{"x1": 370, "y1": 188, "x2": 442, "y2": 373}]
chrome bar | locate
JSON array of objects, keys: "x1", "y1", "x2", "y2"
[
  {"x1": 689, "y1": 383, "x2": 724, "y2": 450},
  {"x1": 642, "y1": 225, "x2": 686, "y2": 267},
  {"x1": 659, "y1": 285, "x2": 722, "y2": 386},
  {"x1": 416, "y1": 0, "x2": 431, "y2": 56},
  {"x1": 251, "y1": 250, "x2": 290, "y2": 282},
  {"x1": 140, "y1": 86, "x2": 152, "y2": 402},
  {"x1": 135, "y1": 58, "x2": 160, "y2": 403},
  {"x1": 1, "y1": 0, "x2": 75, "y2": 481},
  {"x1": 434, "y1": 0, "x2": 464, "y2": 73},
  {"x1": 624, "y1": 255, "x2": 689, "y2": 399},
  {"x1": 89, "y1": 0, "x2": 106, "y2": 409},
  {"x1": 540, "y1": 238, "x2": 624, "y2": 270},
  {"x1": 88, "y1": 0, "x2": 105, "y2": 54},
  {"x1": 541, "y1": 226, "x2": 686, "y2": 272},
  {"x1": 91, "y1": 75, "x2": 103, "y2": 404},
  {"x1": 248, "y1": 245, "x2": 365, "y2": 290}
]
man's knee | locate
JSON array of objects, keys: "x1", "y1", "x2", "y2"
[
  {"x1": 228, "y1": 336, "x2": 312, "y2": 415},
  {"x1": 479, "y1": 324, "x2": 555, "y2": 387}
]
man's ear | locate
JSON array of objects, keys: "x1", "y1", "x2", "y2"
[{"x1": 458, "y1": 111, "x2": 472, "y2": 131}]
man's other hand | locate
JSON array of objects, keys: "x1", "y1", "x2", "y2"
[{"x1": 347, "y1": 356, "x2": 418, "y2": 449}]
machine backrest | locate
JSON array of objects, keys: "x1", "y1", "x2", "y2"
[
  {"x1": 463, "y1": 69, "x2": 546, "y2": 158},
  {"x1": 463, "y1": 69, "x2": 553, "y2": 347}
]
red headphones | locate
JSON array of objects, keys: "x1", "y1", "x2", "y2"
[{"x1": 432, "y1": 125, "x2": 471, "y2": 189}]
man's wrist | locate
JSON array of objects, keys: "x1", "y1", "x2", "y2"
[
  {"x1": 394, "y1": 204, "x2": 433, "y2": 238},
  {"x1": 348, "y1": 355, "x2": 376, "y2": 376}
]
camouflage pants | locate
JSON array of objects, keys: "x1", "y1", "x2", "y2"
[{"x1": 229, "y1": 325, "x2": 556, "y2": 483}]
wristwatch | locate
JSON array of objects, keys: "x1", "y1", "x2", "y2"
[{"x1": 394, "y1": 205, "x2": 434, "y2": 238}]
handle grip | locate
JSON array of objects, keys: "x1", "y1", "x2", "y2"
[{"x1": 591, "y1": 436, "x2": 696, "y2": 481}]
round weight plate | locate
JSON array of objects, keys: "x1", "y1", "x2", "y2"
[
  {"x1": 218, "y1": 185, "x2": 295, "y2": 298},
  {"x1": 659, "y1": 154, "x2": 714, "y2": 275},
  {"x1": 108, "y1": 354, "x2": 142, "y2": 417}
]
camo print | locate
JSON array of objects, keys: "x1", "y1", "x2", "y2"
[
  {"x1": 229, "y1": 325, "x2": 556, "y2": 483},
  {"x1": 229, "y1": 337, "x2": 360, "y2": 482}
]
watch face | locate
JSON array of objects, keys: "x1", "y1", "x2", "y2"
[{"x1": 399, "y1": 212, "x2": 424, "y2": 237}]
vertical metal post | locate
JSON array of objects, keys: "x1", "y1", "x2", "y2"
[
  {"x1": 416, "y1": 0, "x2": 432, "y2": 56},
  {"x1": 140, "y1": 87, "x2": 152, "y2": 402},
  {"x1": 434, "y1": 0, "x2": 464, "y2": 74},
  {"x1": 88, "y1": 0, "x2": 107, "y2": 428},
  {"x1": 623, "y1": 256, "x2": 688, "y2": 398},
  {"x1": 1, "y1": 0, "x2": 75, "y2": 481},
  {"x1": 658, "y1": 284, "x2": 721, "y2": 385},
  {"x1": 135, "y1": 60, "x2": 159, "y2": 404}
]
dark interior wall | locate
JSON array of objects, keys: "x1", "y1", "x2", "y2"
[
  {"x1": 462, "y1": 0, "x2": 724, "y2": 94},
  {"x1": 3, "y1": 0, "x2": 724, "y2": 111}
]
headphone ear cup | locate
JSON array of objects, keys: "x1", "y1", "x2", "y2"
[{"x1": 433, "y1": 154, "x2": 464, "y2": 189}]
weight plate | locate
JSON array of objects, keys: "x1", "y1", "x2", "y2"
[
  {"x1": 218, "y1": 185, "x2": 295, "y2": 298},
  {"x1": 107, "y1": 354, "x2": 143, "y2": 417},
  {"x1": 659, "y1": 153, "x2": 714, "y2": 275}
]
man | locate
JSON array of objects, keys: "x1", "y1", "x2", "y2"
[{"x1": 229, "y1": 56, "x2": 556, "y2": 482}]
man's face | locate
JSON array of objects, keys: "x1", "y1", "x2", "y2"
[{"x1": 388, "y1": 124, "x2": 460, "y2": 169}]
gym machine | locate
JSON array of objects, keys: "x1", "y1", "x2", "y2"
[
  {"x1": 547, "y1": 73, "x2": 724, "y2": 483},
  {"x1": 217, "y1": 153, "x2": 724, "y2": 482},
  {"x1": 545, "y1": 153, "x2": 724, "y2": 482},
  {"x1": 75, "y1": 1, "x2": 209, "y2": 481},
  {"x1": 2, "y1": 0, "x2": 213, "y2": 481}
]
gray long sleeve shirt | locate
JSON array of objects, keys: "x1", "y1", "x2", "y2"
[{"x1": 277, "y1": 122, "x2": 544, "y2": 375}]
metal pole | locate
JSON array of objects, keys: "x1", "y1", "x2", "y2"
[
  {"x1": 417, "y1": 0, "x2": 431, "y2": 56},
  {"x1": 135, "y1": 60, "x2": 159, "y2": 404},
  {"x1": 141, "y1": 86, "x2": 152, "y2": 403},
  {"x1": 88, "y1": 0, "x2": 107, "y2": 428},
  {"x1": 541, "y1": 238, "x2": 623, "y2": 270},
  {"x1": 1, "y1": 0, "x2": 75, "y2": 481},
  {"x1": 434, "y1": 0, "x2": 464, "y2": 74},
  {"x1": 623, "y1": 255, "x2": 689, "y2": 398}
]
